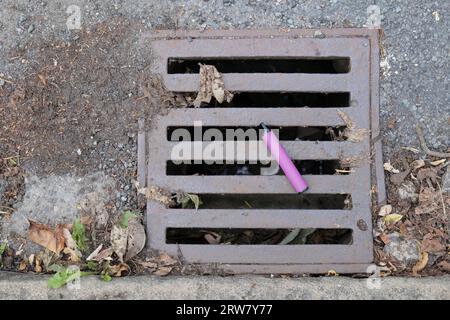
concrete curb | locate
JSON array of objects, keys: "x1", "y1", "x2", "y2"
[{"x1": 0, "y1": 272, "x2": 449, "y2": 300}]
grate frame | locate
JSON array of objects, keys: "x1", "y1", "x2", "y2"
[{"x1": 138, "y1": 29, "x2": 385, "y2": 274}]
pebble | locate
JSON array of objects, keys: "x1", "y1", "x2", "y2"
[
  {"x1": 383, "y1": 232, "x2": 420, "y2": 267},
  {"x1": 27, "y1": 24, "x2": 35, "y2": 33}
]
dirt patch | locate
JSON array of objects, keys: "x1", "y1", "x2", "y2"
[
  {"x1": 374, "y1": 150, "x2": 449, "y2": 276},
  {"x1": 0, "y1": 17, "x2": 172, "y2": 177}
]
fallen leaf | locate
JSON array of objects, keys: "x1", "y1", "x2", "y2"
[
  {"x1": 193, "y1": 64, "x2": 233, "y2": 107},
  {"x1": 383, "y1": 214, "x2": 403, "y2": 224},
  {"x1": 86, "y1": 244, "x2": 103, "y2": 261},
  {"x1": 204, "y1": 232, "x2": 221, "y2": 244},
  {"x1": 411, "y1": 159, "x2": 425, "y2": 170},
  {"x1": 383, "y1": 162, "x2": 400, "y2": 174},
  {"x1": 63, "y1": 247, "x2": 81, "y2": 262},
  {"x1": 28, "y1": 220, "x2": 65, "y2": 255},
  {"x1": 94, "y1": 247, "x2": 114, "y2": 262},
  {"x1": 109, "y1": 263, "x2": 130, "y2": 277},
  {"x1": 18, "y1": 260, "x2": 27, "y2": 271},
  {"x1": 153, "y1": 266, "x2": 173, "y2": 276},
  {"x1": 430, "y1": 159, "x2": 446, "y2": 166},
  {"x1": 378, "y1": 204, "x2": 393, "y2": 217},
  {"x1": 136, "y1": 260, "x2": 158, "y2": 269},
  {"x1": 62, "y1": 227, "x2": 82, "y2": 262},
  {"x1": 110, "y1": 225, "x2": 128, "y2": 262},
  {"x1": 337, "y1": 110, "x2": 369, "y2": 142},
  {"x1": 35, "y1": 256, "x2": 42, "y2": 273},
  {"x1": 124, "y1": 217, "x2": 146, "y2": 261},
  {"x1": 417, "y1": 168, "x2": 438, "y2": 184},
  {"x1": 157, "y1": 252, "x2": 178, "y2": 266},
  {"x1": 134, "y1": 182, "x2": 174, "y2": 206},
  {"x1": 28, "y1": 254, "x2": 35, "y2": 266},
  {"x1": 110, "y1": 214, "x2": 146, "y2": 262},
  {"x1": 327, "y1": 270, "x2": 338, "y2": 276},
  {"x1": 437, "y1": 261, "x2": 450, "y2": 272},
  {"x1": 37, "y1": 74, "x2": 48, "y2": 86},
  {"x1": 412, "y1": 252, "x2": 428, "y2": 276},
  {"x1": 379, "y1": 233, "x2": 390, "y2": 245},
  {"x1": 421, "y1": 234, "x2": 446, "y2": 253}
]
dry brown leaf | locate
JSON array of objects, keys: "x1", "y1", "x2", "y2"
[
  {"x1": 153, "y1": 266, "x2": 173, "y2": 276},
  {"x1": 417, "y1": 168, "x2": 438, "y2": 183},
  {"x1": 110, "y1": 225, "x2": 128, "y2": 262},
  {"x1": 412, "y1": 251, "x2": 428, "y2": 276},
  {"x1": 62, "y1": 229, "x2": 82, "y2": 262},
  {"x1": 37, "y1": 74, "x2": 48, "y2": 86},
  {"x1": 437, "y1": 260, "x2": 450, "y2": 272},
  {"x1": 28, "y1": 220, "x2": 65, "y2": 255},
  {"x1": 379, "y1": 233, "x2": 390, "y2": 245},
  {"x1": 124, "y1": 218, "x2": 146, "y2": 261},
  {"x1": 337, "y1": 110, "x2": 369, "y2": 142},
  {"x1": 134, "y1": 182, "x2": 173, "y2": 206},
  {"x1": 193, "y1": 64, "x2": 233, "y2": 107},
  {"x1": 109, "y1": 263, "x2": 130, "y2": 277},
  {"x1": 95, "y1": 247, "x2": 114, "y2": 262},
  {"x1": 411, "y1": 159, "x2": 425, "y2": 170},
  {"x1": 86, "y1": 244, "x2": 103, "y2": 261},
  {"x1": 63, "y1": 247, "x2": 81, "y2": 262},
  {"x1": 137, "y1": 260, "x2": 158, "y2": 269},
  {"x1": 415, "y1": 187, "x2": 440, "y2": 214},
  {"x1": 18, "y1": 260, "x2": 27, "y2": 271},
  {"x1": 204, "y1": 232, "x2": 221, "y2": 244},
  {"x1": 157, "y1": 252, "x2": 178, "y2": 266},
  {"x1": 430, "y1": 159, "x2": 446, "y2": 166},
  {"x1": 383, "y1": 162, "x2": 400, "y2": 174},
  {"x1": 28, "y1": 254, "x2": 35, "y2": 266},
  {"x1": 87, "y1": 245, "x2": 113, "y2": 262},
  {"x1": 34, "y1": 256, "x2": 42, "y2": 273},
  {"x1": 421, "y1": 234, "x2": 446, "y2": 253}
]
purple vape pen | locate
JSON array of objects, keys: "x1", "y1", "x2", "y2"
[{"x1": 261, "y1": 123, "x2": 308, "y2": 193}]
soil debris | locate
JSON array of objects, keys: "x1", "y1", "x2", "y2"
[{"x1": 28, "y1": 220, "x2": 65, "y2": 255}]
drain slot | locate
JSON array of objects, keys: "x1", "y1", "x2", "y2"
[
  {"x1": 170, "y1": 193, "x2": 351, "y2": 209},
  {"x1": 184, "y1": 92, "x2": 350, "y2": 108},
  {"x1": 166, "y1": 228, "x2": 353, "y2": 245},
  {"x1": 168, "y1": 57, "x2": 351, "y2": 74},
  {"x1": 166, "y1": 160, "x2": 349, "y2": 176},
  {"x1": 168, "y1": 126, "x2": 346, "y2": 141}
]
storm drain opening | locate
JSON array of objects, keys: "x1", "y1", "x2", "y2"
[
  {"x1": 141, "y1": 29, "x2": 384, "y2": 274},
  {"x1": 166, "y1": 228, "x2": 353, "y2": 245},
  {"x1": 169, "y1": 193, "x2": 352, "y2": 209},
  {"x1": 183, "y1": 92, "x2": 350, "y2": 108},
  {"x1": 168, "y1": 57, "x2": 351, "y2": 74},
  {"x1": 167, "y1": 126, "x2": 347, "y2": 141},
  {"x1": 166, "y1": 160, "x2": 350, "y2": 176}
]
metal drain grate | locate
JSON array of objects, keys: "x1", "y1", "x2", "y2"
[{"x1": 138, "y1": 29, "x2": 385, "y2": 274}]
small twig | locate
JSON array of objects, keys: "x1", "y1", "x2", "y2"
[{"x1": 415, "y1": 124, "x2": 450, "y2": 158}]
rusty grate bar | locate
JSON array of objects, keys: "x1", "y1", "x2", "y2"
[{"x1": 138, "y1": 29, "x2": 384, "y2": 274}]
